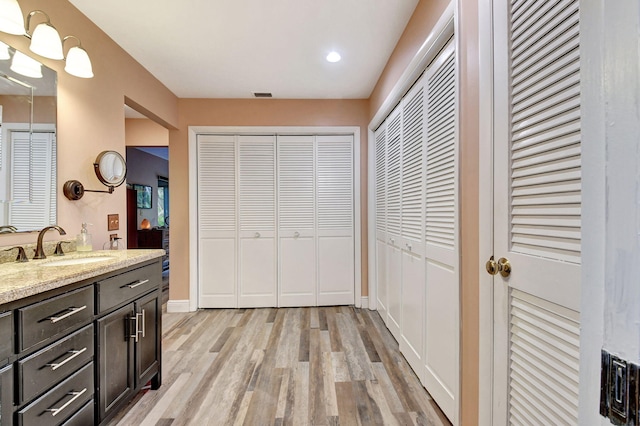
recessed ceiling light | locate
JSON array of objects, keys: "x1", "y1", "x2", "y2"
[{"x1": 326, "y1": 51, "x2": 341, "y2": 63}]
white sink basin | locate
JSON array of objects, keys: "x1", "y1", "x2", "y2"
[{"x1": 41, "y1": 256, "x2": 115, "y2": 267}]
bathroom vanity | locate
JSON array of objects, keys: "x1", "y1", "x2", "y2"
[{"x1": 0, "y1": 249, "x2": 164, "y2": 425}]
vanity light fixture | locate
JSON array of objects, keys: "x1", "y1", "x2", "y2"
[
  {"x1": 0, "y1": 0, "x2": 24, "y2": 35},
  {"x1": 63, "y1": 36, "x2": 93, "y2": 78},
  {"x1": 326, "y1": 51, "x2": 341, "y2": 63},
  {"x1": 26, "y1": 10, "x2": 64, "y2": 60},
  {"x1": 10, "y1": 49, "x2": 41, "y2": 78},
  {"x1": 0, "y1": 0, "x2": 93, "y2": 78},
  {"x1": 0, "y1": 40, "x2": 10, "y2": 60}
]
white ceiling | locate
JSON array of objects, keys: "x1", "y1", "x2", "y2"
[{"x1": 68, "y1": 0, "x2": 419, "y2": 99}]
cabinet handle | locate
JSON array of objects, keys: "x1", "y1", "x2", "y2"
[
  {"x1": 125, "y1": 279, "x2": 149, "y2": 289},
  {"x1": 46, "y1": 348, "x2": 87, "y2": 371},
  {"x1": 406, "y1": 243, "x2": 412, "y2": 251},
  {"x1": 294, "y1": 231, "x2": 300, "y2": 238},
  {"x1": 130, "y1": 315, "x2": 139, "y2": 342},
  {"x1": 48, "y1": 306, "x2": 87, "y2": 323},
  {"x1": 138, "y1": 310, "x2": 146, "y2": 339},
  {"x1": 46, "y1": 388, "x2": 87, "y2": 416},
  {"x1": 254, "y1": 232, "x2": 261, "y2": 238}
]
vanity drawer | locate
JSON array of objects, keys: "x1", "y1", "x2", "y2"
[
  {"x1": 96, "y1": 261, "x2": 160, "y2": 313},
  {"x1": 18, "y1": 286, "x2": 94, "y2": 353},
  {"x1": 60, "y1": 400, "x2": 93, "y2": 426},
  {"x1": 18, "y1": 324, "x2": 94, "y2": 404},
  {"x1": 17, "y1": 362, "x2": 93, "y2": 426},
  {"x1": 0, "y1": 311, "x2": 14, "y2": 362}
]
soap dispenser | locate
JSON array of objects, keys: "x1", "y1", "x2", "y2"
[{"x1": 76, "y1": 223, "x2": 93, "y2": 252}]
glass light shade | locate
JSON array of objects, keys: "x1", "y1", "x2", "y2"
[
  {"x1": 10, "y1": 50, "x2": 42, "y2": 78},
  {"x1": 0, "y1": 0, "x2": 25, "y2": 35},
  {"x1": 0, "y1": 40, "x2": 10, "y2": 60},
  {"x1": 29, "y1": 22, "x2": 63, "y2": 59},
  {"x1": 65, "y1": 45, "x2": 93, "y2": 78}
]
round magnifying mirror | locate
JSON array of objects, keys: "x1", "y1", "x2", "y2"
[{"x1": 94, "y1": 151, "x2": 127, "y2": 187}]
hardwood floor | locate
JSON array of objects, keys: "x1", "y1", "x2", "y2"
[{"x1": 107, "y1": 306, "x2": 451, "y2": 426}]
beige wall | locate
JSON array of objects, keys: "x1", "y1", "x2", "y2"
[
  {"x1": 367, "y1": 0, "x2": 480, "y2": 424},
  {"x1": 125, "y1": 118, "x2": 169, "y2": 147},
  {"x1": 169, "y1": 98, "x2": 370, "y2": 301},
  {"x1": 0, "y1": 0, "x2": 177, "y2": 249},
  {"x1": 0, "y1": 95, "x2": 56, "y2": 123}
]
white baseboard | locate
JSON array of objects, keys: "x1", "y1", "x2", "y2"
[
  {"x1": 361, "y1": 296, "x2": 369, "y2": 309},
  {"x1": 166, "y1": 299, "x2": 191, "y2": 313}
]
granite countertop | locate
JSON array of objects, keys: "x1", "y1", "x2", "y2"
[{"x1": 0, "y1": 249, "x2": 165, "y2": 305}]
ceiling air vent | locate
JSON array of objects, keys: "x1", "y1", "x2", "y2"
[{"x1": 253, "y1": 92, "x2": 273, "y2": 98}]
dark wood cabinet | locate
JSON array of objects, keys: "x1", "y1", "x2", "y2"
[
  {"x1": 0, "y1": 257, "x2": 162, "y2": 425},
  {"x1": 96, "y1": 304, "x2": 134, "y2": 421},
  {"x1": 137, "y1": 229, "x2": 169, "y2": 271}
]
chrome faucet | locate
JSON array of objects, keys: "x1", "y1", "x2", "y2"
[
  {"x1": 0, "y1": 225, "x2": 17, "y2": 233},
  {"x1": 34, "y1": 225, "x2": 67, "y2": 259}
]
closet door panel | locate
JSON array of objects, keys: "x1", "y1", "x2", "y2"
[
  {"x1": 197, "y1": 135, "x2": 237, "y2": 308},
  {"x1": 374, "y1": 125, "x2": 388, "y2": 320},
  {"x1": 316, "y1": 135, "x2": 354, "y2": 306},
  {"x1": 385, "y1": 108, "x2": 403, "y2": 340},
  {"x1": 400, "y1": 76, "x2": 427, "y2": 378},
  {"x1": 278, "y1": 135, "x2": 316, "y2": 306},
  {"x1": 422, "y1": 43, "x2": 459, "y2": 421},
  {"x1": 238, "y1": 135, "x2": 277, "y2": 307}
]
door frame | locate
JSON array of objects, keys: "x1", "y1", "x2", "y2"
[{"x1": 187, "y1": 126, "x2": 361, "y2": 312}]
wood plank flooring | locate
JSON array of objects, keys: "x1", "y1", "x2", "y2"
[{"x1": 107, "y1": 307, "x2": 451, "y2": 426}]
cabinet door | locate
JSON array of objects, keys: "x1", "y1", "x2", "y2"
[
  {"x1": 278, "y1": 136, "x2": 316, "y2": 307},
  {"x1": 0, "y1": 364, "x2": 13, "y2": 426},
  {"x1": 135, "y1": 292, "x2": 160, "y2": 388},
  {"x1": 238, "y1": 135, "x2": 277, "y2": 308},
  {"x1": 197, "y1": 135, "x2": 237, "y2": 308},
  {"x1": 97, "y1": 303, "x2": 134, "y2": 422},
  {"x1": 374, "y1": 124, "x2": 388, "y2": 321}
]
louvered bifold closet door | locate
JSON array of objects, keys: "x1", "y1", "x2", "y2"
[
  {"x1": 316, "y1": 135, "x2": 354, "y2": 305},
  {"x1": 278, "y1": 135, "x2": 316, "y2": 307},
  {"x1": 385, "y1": 107, "x2": 403, "y2": 340},
  {"x1": 422, "y1": 41, "x2": 459, "y2": 423},
  {"x1": 399, "y1": 75, "x2": 427, "y2": 380},
  {"x1": 8, "y1": 131, "x2": 55, "y2": 230},
  {"x1": 238, "y1": 135, "x2": 277, "y2": 307},
  {"x1": 197, "y1": 134, "x2": 237, "y2": 308},
  {"x1": 494, "y1": 0, "x2": 582, "y2": 424},
  {"x1": 374, "y1": 124, "x2": 389, "y2": 321}
]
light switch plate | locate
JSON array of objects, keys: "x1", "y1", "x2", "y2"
[
  {"x1": 107, "y1": 214, "x2": 119, "y2": 231},
  {"x1": 610, "y1": 355, "x2": 628, "y2": 425}
]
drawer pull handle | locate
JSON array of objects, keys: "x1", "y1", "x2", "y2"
[
  {"x1": 46, "y1": 347, "x2": 87, "y2": 371},
  {"x1": 140, "y1": 309, "x2": 146, "y2": 338},
  {"x1": 125, "y1": 279, "x2": 149, "y2": 289},
  {"x1": 46, "y1": 388, "x2": 87, "y2": 416},
  {"x1": 48, "y1": 306, "x2": 87, "y2": 323}
]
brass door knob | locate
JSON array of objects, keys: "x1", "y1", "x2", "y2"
[
  {"x1": 486, "y1": 256, "x2": 498, "y2": 275},
  {"x1": 486, "y1": 256, "x2": 511, "y2": 278}
]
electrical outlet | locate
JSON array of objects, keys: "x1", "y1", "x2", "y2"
[{"x1": 107, "y1": 214, "x2": 119, "y2": 231}]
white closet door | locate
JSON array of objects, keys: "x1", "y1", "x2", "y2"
[
  {"x1": 399, "y1": 75, "x2": 427, "y2": 379},
  {"x1": 374, "y1": 124, "x2": 388, "y2": 321},
  {"x1": 385, "y1": 107, "x2": 403, "y2": 340},
  {"x1": 8, "y1": 131, "x2": 56, "y2": 230},
  {"x1": 278, "y1": 135, "x2": 316, "y2": 307},
  {"x1": 422, "y1": 42, "x2": 459, "y2": 423},
  {"x1": 238, "y1": 135, "x2": 277, "y2": 308},
  {"x1": 492, "y1": 0, "x2": 581, "y2": 423},
  {"x1": 317, "y1": 135, "x2": 354, "y2": 306},
  {"x1": 197, "y1": 134, "x2": 237, "y2": 308}
]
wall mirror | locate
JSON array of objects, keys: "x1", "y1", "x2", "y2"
[{"x1": 0, "y1": 44, "x2": 57, "y2": 233}]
